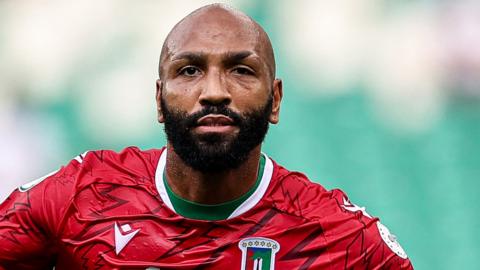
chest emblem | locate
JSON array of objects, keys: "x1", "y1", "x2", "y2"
[{"x1": 239, "y1": 237, "x2": 280, "y2": 270}]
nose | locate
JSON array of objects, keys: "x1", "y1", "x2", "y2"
[{"x1": 198, "y1": 69, "x2": 232, "y2": 106}]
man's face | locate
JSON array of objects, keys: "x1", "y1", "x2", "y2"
[{"x1": 156, "y1": 10, "x2": 282, "y2": 172}]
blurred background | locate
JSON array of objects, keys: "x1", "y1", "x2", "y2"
[{"x1": 1, "y1": 0, "x2": 479, "y2": 268}]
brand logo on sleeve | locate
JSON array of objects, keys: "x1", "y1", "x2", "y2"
[
  {"x1": 18, "y1": 170, "x2": 59, "y2": 192},
  {"x1": 114, "y1": 222, "x2": 140, "y2": 255},
  {"x1": 341, "y1": 197, "x2": 372, "y2": 218},
  {"x1": 239, "y1": 237, "x2": 280, "y2": 270}
]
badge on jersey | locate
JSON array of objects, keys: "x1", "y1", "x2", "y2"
[
  {"x1": 377, "y1": 221, "x2": 408, "y2": 259},
  {"x1": 341, "y1": 196, "x2": 408, "y2": 259},
  {"x1": 239, "y1": 237, "x2": 280, "y2": 270}
]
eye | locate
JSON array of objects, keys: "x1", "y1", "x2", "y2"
[
  {"x1": 232, "y1": 66, "x2": 255, "y2": 76},
  {"x1": 178, "y1": 66, "x2": 201, "y2": 77}
]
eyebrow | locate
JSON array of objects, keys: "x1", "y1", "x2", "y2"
[
  {"x1": 170, "y1": 50, "x2": 256, "y2": 63},
  {"x1": 223, "y1": 51, "x2": 254, "y2": 62},
  {"x1": 171, "y1": 52, "x2": 207, "y2": 62}
]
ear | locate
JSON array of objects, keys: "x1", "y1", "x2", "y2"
[
  {"x1": 156, "y1": 79, "x2": 165, "y2": 123},
  {"x1": 268, "y1": 79, "x2": 283, "y2": 124}
]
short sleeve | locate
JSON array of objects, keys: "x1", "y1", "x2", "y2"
[
  {"x1": 0, "y1": 156, "x2": 81, "y2": 269},
  {"x1": 327, "y1": 189, "x2": 414, "y2": 269}
]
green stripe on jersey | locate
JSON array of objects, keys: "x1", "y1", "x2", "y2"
[{"x1": 163, "y1": 155, "x2": 266, "y2": 221}]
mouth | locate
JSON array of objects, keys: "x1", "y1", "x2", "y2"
[{"x1": 194, "y1": 114, "x2": 238, "y2": 134}]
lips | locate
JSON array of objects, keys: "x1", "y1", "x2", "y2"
[
  {"x1": 194, "y1": 114, "x2": 237, "y2": 134},
  {"x1": 197, "y1": 114, "x2": 234, "y2": 126}
]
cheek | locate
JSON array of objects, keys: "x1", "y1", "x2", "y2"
[
  {"x1": 228, "y1": 79, "x2": 270, "y2": 109},
  {"x1": 163, "y1": 80, "x2": 201, "y2": 109}
]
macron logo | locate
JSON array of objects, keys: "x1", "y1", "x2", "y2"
[
  {"x1": 114, "y1": 222, "x2": 140, "y2": 255},
  {"x1": 341, "y1": 197, "x2": 372, "y2": 218}
]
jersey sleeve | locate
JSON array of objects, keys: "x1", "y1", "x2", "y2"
[
  {"x1": 0, "y1": 156, "x2": 81, "y2": 269},
  {"x1": 327, "y1": 189, "x2": 414, "y2": 269}
]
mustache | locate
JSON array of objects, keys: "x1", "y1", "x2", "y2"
[{"x1": 184, "y1": 105, "x2": 243, "y2": 128}]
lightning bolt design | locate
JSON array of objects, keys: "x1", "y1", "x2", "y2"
[
  {"x1": 343, "y1": 226, "x2": 413, "y2": 269},
  {"x1": 272, "y1": 177, "x2": 306, "y2": 217},
  {"x1": 88, "y1": 185, "x2": 128, "y2": 218},
  {"x1": 2, "y1": 190, "x2": 31, "y2": 214},
  {"x1": 193, "y1": 208, "x2": 279, "y2": 270},
  {"x1": 343, "y1": 229, "x2": 366, "y2": 269},
  {"x1": 280, "y1": 226, "x2": 325, "y2": 270},
  {"x1": 78, "y1": 241, "x2": 115, "y2": 270},
  {"x1": 70, "y1": 184, "x2": 132, "y2": 269},
  {"x1": 0, "y1": 216, "x2": 34, "y2": 245},
  {"x1": 93, "y1": 248, "x2": 115, "y2": 270},
  {"x1": 79, "y1": 244, "x2": 96, "y2": 270},
  {"x1": 240, "y1": 208, "x2": 279, "y2": 238},
  {"x1": 92, "y1": 150, "x2": 105, "y2": 163},
  {"x1": 155, "y1": 221, "x2": 222, "y2": 261},
  {"x1": 0, "y1": 191, "x2": 34, "y2": 244}
]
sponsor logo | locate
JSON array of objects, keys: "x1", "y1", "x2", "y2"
[
  {"x1": 239, "y1": 237, "x2": 280, "y2": 270},
  {"x1": 73, "y1": 151, "x2": 89, "y2": 163},
  {"x1": 114, "y1": 222, "x2": 140, "y2": 255}
]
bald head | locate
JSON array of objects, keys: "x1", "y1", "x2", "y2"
[{"x1": 158, "y1": 4, "x2": 276, "y2": 81}]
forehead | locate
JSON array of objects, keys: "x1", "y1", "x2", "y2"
[{"x1": 165, "y1": 12, "x2": 262, "y2": 59}]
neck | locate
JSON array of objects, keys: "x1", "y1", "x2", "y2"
[{"x1": 164, "y1": 143, "x2": 262, "y2": 204}]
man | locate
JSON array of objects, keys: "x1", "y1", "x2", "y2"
[{"x1": 0, "y1": 4, "x2": 413, "y2": 269}]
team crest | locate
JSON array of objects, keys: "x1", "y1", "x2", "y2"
[{"x1": 238, "y1": 237, "x2": 280, "y2": 270}]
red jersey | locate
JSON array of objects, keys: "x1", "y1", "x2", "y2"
[{"x1": 0, "y1": 147, "x2": 413, "y2": 269}]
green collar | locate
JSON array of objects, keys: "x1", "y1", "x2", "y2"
[{"x1": 163, "y1": 155, "x2": 266, "y2": 221}]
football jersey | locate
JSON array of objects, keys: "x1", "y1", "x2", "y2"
[{"x1": 0, "y1": 147, "x2": 413, "y2": 269}]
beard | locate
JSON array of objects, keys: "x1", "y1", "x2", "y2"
[{"x1": 161, "y1": 95, "x2": 272, "y2": 173}]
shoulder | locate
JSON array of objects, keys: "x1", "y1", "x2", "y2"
[
  {"x1": 267, "y1": 160, "x2": 333, "y2": 219},
  {"x1": 4, "y1": 147, "x2": 163, "y2": 232},
  {"x1": 77, "y1": 146, "x2": 162, "y2": 169},
  {"x1": 22, "y1": 146, "x2": 163, "y2": 189},
  {"x1": 267, "y1": 159, "x2": 413, "y2": 268},
  {"x1": 69, "y1": 146, "x2": 163, "y2": 192},
  {"x1": 267, "y1": 159, "x2": 379, "y2": 222}
]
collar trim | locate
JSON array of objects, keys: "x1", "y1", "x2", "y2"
[{"x1": 154, "y1": 149, "x2": 274, "y2": 220}]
